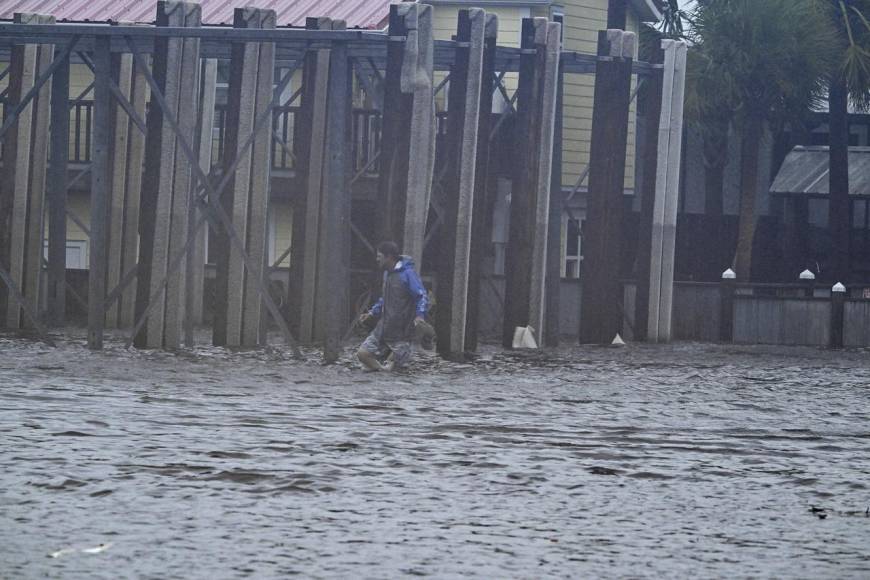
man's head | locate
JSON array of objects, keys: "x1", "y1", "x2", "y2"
[{"x1": 376, "y1": 241, "x2": 400, "y2": 271}]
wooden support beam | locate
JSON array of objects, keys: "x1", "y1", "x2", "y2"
[
  {"x1": 465, "y1": 13, "x2": 498, "y2": 353},
  {"x1": 134, "y1": 1, "x2": 187, "y2": 349},
  {"x1": 105, "y1": 53, "x2": 133, "y2": 328},
  {"x1": 89, "y1": 34, "x2": 112, "y2": 349},
  {"x1": 163, "y1": 3, "x2": 201, "y2": 349},
  {"x1": 187, "y1": 57, "x2": 217, "y2": 338},
  {"x1": 376, "y1": 5, "x2": 414, "y2": 247},
  {"x1": 502, "y1": 18, "x2": 544, "y2": 348},
  {"x1": 1, "y1": 14, "x2": 38, "y2": 329},
  {"x1": 119, "y1": 57, "x2": 148, "y2": 327},
  {"x1": 435, "y1": 8, "x2": 485, "y2": 360},
  {"x1": 578, "y1": 29, "x2": 635, "y2": 345},
  {"x1": 400, "y1": 2, "x2": 435, "y2": 265},
  {"x1": 633, "y1": 46, "x2": 664, "y2": 342},
  {"x1": 241, "y1": 10, "x2": 276, "y2": 348},
  {"x1": 46, "y1": 46, "x2": 70, "y2": 327},
  {"x1": 528, "y1": 21, "x2": 561, "y2": 342},
  {"x1": 214, "y1": 7, "x2": 261, "y2": 347},
  {"x1": 544, "y1": 15, "x2": 564, "y2": 348},
  {"x1": 299, "y1": 19, "x2": 332, "y2": 344},
  {"x1": 647, "y1": 39, "x2": 687, "y2": 343},
  {"x1": 320, "y1": 37, "x2": 350, "y2": 363},
  {"x1": 23, "y1": 19, "x2": 55, "y2": 330},
  {"x1": 287, "y1": 20, "x2": 318, "y2": 339}
]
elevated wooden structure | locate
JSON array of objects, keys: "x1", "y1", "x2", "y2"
[{"x1": 0, "y1": 1, "x2": 675, "y2": 359}]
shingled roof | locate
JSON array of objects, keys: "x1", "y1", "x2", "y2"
[{"x1": 0, "y1": 0, "x2": 395, "y2": 29}]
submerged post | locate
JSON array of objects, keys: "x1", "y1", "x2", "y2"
[
  {"x1": 719, "y1": 268, "x2": 735, "y2": 343},
  {"x1": 830, "y1": 282, "x2": 846, "y2": 349}
]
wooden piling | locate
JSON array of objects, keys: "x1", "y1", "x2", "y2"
[
  {"x1": 241, "y1": 10, "x2": 276, "y2": 348},
  {"x1": 213, "y1": 7, "x2": 261, "y2": 347},
  {"x1": 119, "y1": 59, "x2": 148, "y2": 328},
  {"x1": 47, "y1": 46, "x2": 70, "y2": 326},
  {"x1": 89, "y1": 35, "x2": 112, "y2": 349},
  {"x1": 528, "y1": 21, "x2": 561, "y2": 342},
  {"x1": 544, "y1": 15, "x2": 564, "y2": 348},
  {"x1": 652, "y1": 40, "x2": 687, "y2": 342},
  {"x1": 320, "y1": 37, "x2": 351, "y2": 363},
  {"x1": 162, "y1": 3, "x2": 201, "y2": 350},
  {"x1": 579, "y1": 30, "x2": 635, "y2": 344},
  {"x1": 633, "y1": 47, "x2": 664, "y2": 342},
  {"x1": 106, "y1": 53, "x2": 134, "y2": 328},
  {"x1": 135, "y1": 1, "x2": 187, "y2": 348},
  {"x1": 376, "y1": 6, "x2": 414, "y2": 246},
  {"x1": 2, "y1": 14, "x2": 38, "y2": 329},
  {"x1": 23, "y1": 20, "x2": 55, "y2": 329},
  {"x1": 502, "y1": 19, "x2": 540, "y2": 348},
  {"x1": 464, "y1": 13, "x2": 498, "y2": 352},
  {"x1": 188, "y1": 58, "x2": 218, "y2": 333},
  {"x1": 400, "y1": 2, "x2": 435, "y2": 265},
  {"x1": 436, "y1": 9, "x2": 485, "y2": 359},
  {"x1": 503, "y1": 18, "x2": 559, "y2": 348},
  {"x1": 299, "y1": 19, "x2": 332, "y2": 344}
]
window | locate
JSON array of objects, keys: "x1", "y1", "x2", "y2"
[
  {"x1": 562, "y1": 213, "x2": 583, "y2": 279},
  {"x1": 43, "y1": 240, "x2": 88, "y2": 269}
]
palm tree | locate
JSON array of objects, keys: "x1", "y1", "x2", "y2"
[
  {"x1": 818, "y1": 0, "x2": 870, "y2": 283},
  {"x1": 692, "y1": 0, "x2": 835, "y2": 280}
]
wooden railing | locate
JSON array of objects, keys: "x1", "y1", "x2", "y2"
[{"x1": 0, "y1": 100, "x2": 450, "y2": 177}]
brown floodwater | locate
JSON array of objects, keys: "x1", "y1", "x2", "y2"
[{"x1": 1, "y1": 332, "x2": 869, "y2": 578}]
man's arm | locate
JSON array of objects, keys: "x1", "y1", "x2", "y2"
[{"x1": 369, "y1": 297, "x2": 384, "y2": 318}]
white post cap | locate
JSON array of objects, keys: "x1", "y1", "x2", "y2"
[
  {"x1": 721, "y1": 268, "x2": 736, "y2": 280},
  {"x1": 832, "y1": 282, "x2": 846, "y2": 293},
  {"x1": 799, "y1": 269, "x2": 816, "y2": 280}
]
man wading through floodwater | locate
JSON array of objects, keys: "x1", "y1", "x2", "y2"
[{"x1": 357, "y1": 241, "x2": 429, "y2": 371}]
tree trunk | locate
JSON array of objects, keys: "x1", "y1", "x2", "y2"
[
  {"x1": 828, "y1": 76, "x2": 850, "y2": 284},
  {"x1": 733, "y1": 117, "x2": 762, "y2": 281}
]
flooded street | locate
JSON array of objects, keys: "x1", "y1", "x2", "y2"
[{"x1": 1, "y1": 333, "x2": 869, "y2": 578}]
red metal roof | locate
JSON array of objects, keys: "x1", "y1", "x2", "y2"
[{"x1": 0, "y1": 0, "x2": 394, "y2": 29}]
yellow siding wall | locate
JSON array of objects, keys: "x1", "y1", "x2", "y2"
[
  {"x1": 559, "y1": 0, "x2": 638, "y2": 191},
  {"x1": 432, "y1": 4, "x2": 528, "y2": 110}
]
